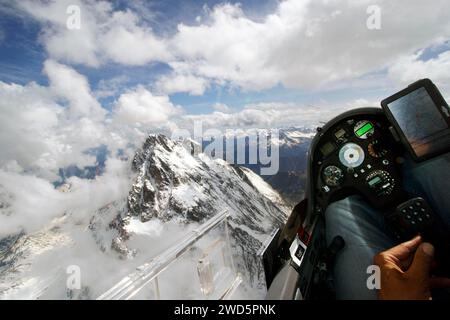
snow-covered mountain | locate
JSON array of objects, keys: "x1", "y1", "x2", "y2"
[
  {"x1": 0, "y1": 134, "x2": 290, "y2": 299},
  {"x1": 117, "y1": 134, "x2": 290, "y2": 295}
]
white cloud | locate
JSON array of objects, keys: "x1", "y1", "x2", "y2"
[
  {"x1": 212, "y1": 103, "x2": 232, "y2": 113},
  {"x1": 44, "y1": 60, "x2": 105, "y2": 119},
  {"x1": 0, "y1": 156, "x2": 131, "y2": 237},
  {"x1": 17, "y1": 0, "x2": 450, "y2": 93},
  {"x1": 18, "y1": 0, "x2": 103, "y2": 67},
  {"x1": 0, "y1": 60, "x2": 180, "y2": 182},
  {"x1": 155, "y1": 73, "x2": 209, "y2": 96},
  {"x1": 18, "y1": 0, "x2": 170, "y2": 67},
  {"x1": 100, "y1": 10, "x2": 171, "y2": 65},
  {"x1": 167, "y1": 0, "x2": 450, "y2": 91},
  {"x1": 113, "y1": 86, "x2": 183, "y2": 126},
  {"x1": 0, "y1": 71, "x2": 106, "y2": 180},
  {"x1": 178, "y1": 100, "x2": 372, "y2": 131},
  {"x1": 388, "y1": 50, "x2": 450, "y2": 95}
]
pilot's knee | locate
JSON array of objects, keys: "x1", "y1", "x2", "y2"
[
  {"x1": 325, "y1": 198, "x2": 354, "y2": 240},
  {"x1": 325, "y1": 198, "x2": 353, "y2": 223}
]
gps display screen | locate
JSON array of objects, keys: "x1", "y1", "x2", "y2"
[{"x1": 387, "y1": 87, "x2": 450, "y2": 158}]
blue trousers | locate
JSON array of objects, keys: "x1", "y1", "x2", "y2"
[{"x1": 325, "y1": 153, "x2": 450, "y2": 299}]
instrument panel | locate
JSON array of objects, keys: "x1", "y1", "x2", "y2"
[{"x1": 314, "y1": 115, "x2": 403, "y2": 210}]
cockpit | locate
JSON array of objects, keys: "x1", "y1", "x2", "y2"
[
  {"x1": 264, "y1": 79, "x2": 450, "y2": 300},
  {"x1": 313, "y1": 110, "x2": 403, "y2": 212}
]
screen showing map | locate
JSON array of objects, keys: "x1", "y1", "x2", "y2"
[{"x1": 387, "y1": 87, "x2": 450, "y2": 158}]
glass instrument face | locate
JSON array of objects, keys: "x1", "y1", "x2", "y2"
[
  {"x1": 354, "y1": 120, "x2": 374, "y2": 139},
  {"x1": 339, "y1": 143, "x2": 365, "y2": 168},
  {"x1": 322, "y1": 165, "x2": 344, "y2": 187}
]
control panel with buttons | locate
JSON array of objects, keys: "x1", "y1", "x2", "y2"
[
  {"x1": 315, "y1": 114, "x2": 403, "y2": 210},
  {"x1": 386, "y1": 197, "x2": 434, "y2": 240},
  {"x1": 386, "y1": 197, "x2": 450, "y2": 277}
]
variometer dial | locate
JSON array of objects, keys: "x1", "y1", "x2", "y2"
[
  {"x1": 322, "y1": 165, "x2": 344, "y2": 187},
  {"x1": 368, "y1": 139, "x2": 388, "y2": 158}
]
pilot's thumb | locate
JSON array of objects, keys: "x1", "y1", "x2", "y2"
[{"x1": 408, "y1": 242, "x2": 435, "y2": 281}]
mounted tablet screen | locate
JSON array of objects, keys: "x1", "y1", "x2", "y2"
[{"x1": 383, "y1": 82, "x2": 450, "y2": 160}]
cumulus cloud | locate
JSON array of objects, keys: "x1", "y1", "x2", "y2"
[
  {"x1": 16, "y1": 0, "x2": 450, "y2": 93},
  {"x1": 155, "y1": 73, "x2": 209, "y2": 96},
  {"x1": 18, "y1": 0, "x2": 170, "y2": 67},
  {"x1": 99, "y1": 10, "x2": 171, "y2": 65},
  {"x1": 113, "y1": 86, "x2": 183, "y2": 126},
  {"x1": 0, "y1": 60, "x2": 180, "y2": 181},
  {"x1": 388, "y1": 50, "x2": 450, "y2": 95},
  {"x1": 0, "y1": 80, "x2": 100, "y2": 180},
  {"x1": 167, "y1": 0, "x2": 450, "y2": 91},
  {"x1": 44, "y1": 60, "x2": 105, "y2": 119}
]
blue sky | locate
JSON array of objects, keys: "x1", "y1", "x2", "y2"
[
  {"x1": 1, "y1": 0, "x2": 450, "y2": 129},
  {"x1": 0, "y1": 0, "x2": 287, "y2": 115},
  {"x1": 3, "y1": 0, "x2": 449, "y2": 119}
]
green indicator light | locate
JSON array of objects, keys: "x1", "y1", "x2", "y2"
[{"x1": 356, "y1": 122, "x2": 373, "y2": 137}]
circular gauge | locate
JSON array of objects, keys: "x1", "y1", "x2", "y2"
[
  {"x1": 354, "y1": 120, "x2": 374, "y2": 139},
  {"x1": 368, "y1": 140, "x2": 388, "y2": 158},
  {"x1": 339, "y1": 143, "x2": 365, "y2": 168},
  {"x1": 366, "y1": 170, "x2": 395, "y2": 196},
  {"x1": 322, "y1": 165, "x2": 344, "y2": 187}
]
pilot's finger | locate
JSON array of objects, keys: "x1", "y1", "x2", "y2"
[
  {"x1": 385, "y1": 235, "x2": 422, "y2": 261},
  {"x1": 430, "y1": 277, "x2": 450, "y2": 289}
]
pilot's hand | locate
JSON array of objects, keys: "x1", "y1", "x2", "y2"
[{"x1": 374, "y1": 235, "x2": 450, "y2": 300}]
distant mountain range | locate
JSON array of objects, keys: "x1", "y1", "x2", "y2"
[
  {"x1": 254, "y1": 127, "x2": 314, "y2": 205},
  {"x1": 199, "y1": 126, "x2": 315, "y2": 206}
]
